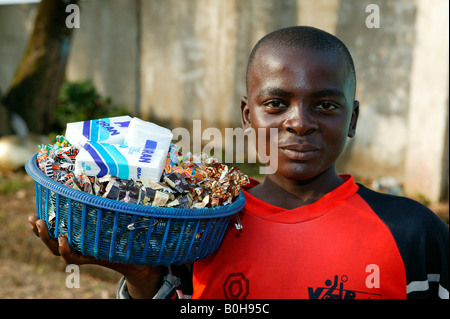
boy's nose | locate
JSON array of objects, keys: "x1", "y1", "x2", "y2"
[{"x1": 281, "y1": 105, "x2": 318, "y2": 136}]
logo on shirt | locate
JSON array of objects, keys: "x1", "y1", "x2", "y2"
[
  {"x1": 308, "y1": 274, "x2": 382, "y2": 299},
  {"x1": 223, "y1": 273, "x2": 249, "y2": 299}
]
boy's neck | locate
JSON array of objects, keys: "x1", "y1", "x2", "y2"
[{"x1": 248, "y1": 167, "x2": 344, "y2": 210}]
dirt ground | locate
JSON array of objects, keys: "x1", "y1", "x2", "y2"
[
  {"x1": 0, "y1": 171, "x2": 122, "y2": 299},
  {"x1": 0, "y1": 170, "x2": 448, "y2": 299}
]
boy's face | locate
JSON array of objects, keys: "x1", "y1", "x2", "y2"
[{"x1": 241, "y1": 46, "x2": 359, "y2": 181}]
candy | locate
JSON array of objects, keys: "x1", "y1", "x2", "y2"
[
  {"x1": 167, "y1": 193, "x2": 193, "y2": 208},
  {"x1": 37, "y1": 136, "x2": 79, "y2": 185},
  {"x1": 37, "y1": 132, "x2": 249, "y2": 209},
  {"x1": 102, "y1": 178, "x2": 122, "y2": 200},
  {"x1": 152, "y1": 191, "x2": 170, "y2": 207},
  {"x1": 158, "y1": 145, "x2": 249, "y2": 208},
  {"x1": 163, "y1": 172, "x2": 192, "y2": 193}
]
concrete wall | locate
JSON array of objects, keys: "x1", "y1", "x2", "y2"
[
  {"x1": 0, "y1": 0, "x2": 448, "y2": 202},
  {"x1": 403, "y1": 0, "x2": 449, "y2": 202},
  {"x1": 334, "y1": 0, "x2": 417, "y2": 179},
  {"x1": 138, "y1": 0, "x2": 298, "y2": 129},
  {"x1": 65, "y1": 0, "x2": 139, "y2": 114}
]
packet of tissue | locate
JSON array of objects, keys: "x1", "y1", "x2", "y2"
[
  {"x1": 74, "y1": 140, "x2": 169, "y2": 181},
  {"x1": 71, "y1": 117, "x2": 173, "y2": 182},
  {"x1": 65, "y1": 116, "x2": 132, "y2": 147},
  {"x1": 125, "y1": 117, "x2": 173, "y2": 151}
]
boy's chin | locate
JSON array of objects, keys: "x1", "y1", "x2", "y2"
[
  {"x1": 270, "y1": 162, "x2": 335, "y2": 183},
  {"x1": 269, "y1": 165, "x2": 321, "y2": 182}
]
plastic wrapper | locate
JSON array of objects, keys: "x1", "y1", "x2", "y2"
[
  {"x1": 74, "y1": 141, "x2": 168, "y2": 181},
  {"x1": 37, "y1": 137, "x2": 249, "y2": 209},
  {"x1": 64, "y1": 116, "x2": 132, "y2": 147},
  {"x1": 37, "y1": 135, "x2": 79, "y2": 186}
]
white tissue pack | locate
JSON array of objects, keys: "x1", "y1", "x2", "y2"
[
  {"x1": 70, "y1": 116, "x2": 173, "y2": 181},
  {"x1": 124, "y1": 117, "x2": 173, "y2": 152},
  {"x1": 65, "y1": 116, "x2": 132, "y2": 147},
  {"x1": 74, "y1": 141, "x2": 169, "y2": 181}
]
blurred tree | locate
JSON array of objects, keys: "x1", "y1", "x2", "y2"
[
  {"x1": 52, "y1": 79, "x2": 129, "y2": 133},
  {"x1": 1, "y1": 0, "x2": 79, "y2": 135}
]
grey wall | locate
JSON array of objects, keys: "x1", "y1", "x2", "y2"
[{"x1": 0, "y1": 0, "x2": 448, "y2": 202}]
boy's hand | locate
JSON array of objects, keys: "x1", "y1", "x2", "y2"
[
  {"x1": 28, "y1": 215, "x2": 165, "y2": 298},
  {"x1": 28, "y1": 215, "x2": 93, "y2": 264}
]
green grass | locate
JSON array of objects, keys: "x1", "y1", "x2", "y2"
[{"x1": 0, "y1": 170, "x2": 34, "y2": 195}]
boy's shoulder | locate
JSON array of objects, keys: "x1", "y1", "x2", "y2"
[
  {"x1": 356, "y1": 184, "x2": 449, "y2": 299},
  {"x1": 356, "y1": 183, "x2": 448, "y2": 241}
]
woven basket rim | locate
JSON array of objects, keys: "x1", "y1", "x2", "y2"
[{"x1": 25, "y1": 152, "x2": 245, "y2": 219}]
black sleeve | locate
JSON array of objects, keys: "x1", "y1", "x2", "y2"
[
  {"x1": 171, "y1": 264, "x2": 194, "y2": 296},
  {"x1": 357, "y1": 185, "x2": 449, "y2": 299}
]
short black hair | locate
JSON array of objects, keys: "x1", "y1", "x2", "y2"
[{"x1": 246, "y1": 26, "x2": 356, "y2": 98}]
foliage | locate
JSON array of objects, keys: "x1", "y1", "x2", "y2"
[
  {"x1": 0, "y1": 172, "x2": 34, "y2": 195},
  {"x1": 52, "y1": 80, "x2": 130, "y2": 133},
  {"x1": 416, "y1": 193, "x2": 431, "y2": 206}
]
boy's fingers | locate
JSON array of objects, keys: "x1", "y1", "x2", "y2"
[
  {"x1": 58, "y1": 235, "x2": 80, "y2": 264},
  {"x1": 28, "y1": 215, "x2": 39, "y2": 236},
  {"x1": 57, "y1": 235, "x2": 97, "y2": 266},
  {"x1": 29, "y1": 217, "x2": 103, "y2": 266},
  {"x1": 29, "y1": 217, "x2": 123, "y2": 268},
  {"x1": 34, "y1": 219, "x2": 61, "y2": 256}
]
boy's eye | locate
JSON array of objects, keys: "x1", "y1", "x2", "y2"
[
  {"x1": 316, "y1": 101, "x2": 338, "y2": 111},
  {"x1": 265, "y1": 100, "x2": 287, "y2": 109}
]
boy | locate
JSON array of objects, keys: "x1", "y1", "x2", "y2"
[{"x1": 29, "y1": 26, "x2": 449, "y2": 299}]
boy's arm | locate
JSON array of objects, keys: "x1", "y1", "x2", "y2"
[
  {"x1": 356, "y1": 186, "x2": 449, "y2": 299},
  {"x1": 116, "y1": 274, "x2": 181, "y2": 299},
  {"x1": 408, "y1": 218, "x2": 449, "y2": 299},
  {"x1": 116, "y1": 264, "x2": 193, "y2": 299}
]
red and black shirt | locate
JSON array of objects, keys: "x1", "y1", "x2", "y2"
[{"x1": 192, "y1": 175, "x2": 449, "y2": 299}]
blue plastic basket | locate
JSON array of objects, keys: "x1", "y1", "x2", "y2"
[{"x1": 25, "y1": 153, "x2": 245, "y2": 266}]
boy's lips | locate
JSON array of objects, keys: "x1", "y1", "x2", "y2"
[{"x1": 279, "y1": 143, "x2": 319, "y2": 161}]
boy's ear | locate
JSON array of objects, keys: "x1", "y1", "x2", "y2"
[
  {"x1": 348, "y1": 100, "x2": 359, "y2": 138},
  {"x1": 240, "y1": 96, "x2": 251, "y2": 130}
]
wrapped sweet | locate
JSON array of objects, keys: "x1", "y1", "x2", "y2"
[
  {"x1": 37, "y1": 135, "x2": 79, "y2": 186},
  {"x1": 37, "y1": 129, "x2": 249, "y2": 209}
]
